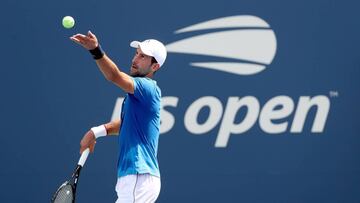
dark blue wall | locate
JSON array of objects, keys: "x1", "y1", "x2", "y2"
[{"x1": 1, "y1": 0, "x2": 360, "y2": 202}]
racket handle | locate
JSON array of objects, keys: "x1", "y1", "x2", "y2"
[{"x1": 78, "y1": 148, "x2": 90, "y2": 167}]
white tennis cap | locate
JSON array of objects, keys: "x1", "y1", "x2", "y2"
[{"x1": 130, "y1": 39, "x2": 167, "y2": 67}]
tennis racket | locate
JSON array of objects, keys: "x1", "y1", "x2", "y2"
[{"x1": 51, "y1": 148, "x2": 90, "y2": 203}]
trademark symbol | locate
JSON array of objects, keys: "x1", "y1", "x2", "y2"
[{"x1": 329, "y1": 91, "x2": 339, "y2": 97}]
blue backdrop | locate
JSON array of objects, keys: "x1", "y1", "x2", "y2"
[{"x1": 0, "y1": 0, "x2": 359, "y2": 202}]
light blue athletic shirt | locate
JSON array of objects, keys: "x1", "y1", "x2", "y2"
[{"x1": 117, "y1": 77, "x2": 161, "y2": 177}]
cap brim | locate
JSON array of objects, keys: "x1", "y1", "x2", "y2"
[
  {"x1": 130, "y1": 40, "x2": 154, "y2": 57},
  {"x1": 130, "y1": 41, "x2": 140, "y2": 48}
]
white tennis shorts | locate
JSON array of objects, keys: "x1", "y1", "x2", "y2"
[{"x1": 115, "y1": 174, "x2": 161, "y2": 203}]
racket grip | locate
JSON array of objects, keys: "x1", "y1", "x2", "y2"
[{"x1": 78, "y1": 148, "x2": 90, "y2": 167}]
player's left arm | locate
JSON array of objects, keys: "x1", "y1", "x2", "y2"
[
  {"x1": 104, "y1": 119, "x2": 122, "y2": 136},
  {"x1": 80, "y1": 119, "x2": 122, "y2": 153}
]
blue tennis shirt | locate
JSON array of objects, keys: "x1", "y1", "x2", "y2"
[{"x1": 117, "y1": 77, "x2": 161, "y2": 177}]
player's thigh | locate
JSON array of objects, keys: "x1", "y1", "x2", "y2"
[
  {"x1": 115, "y1": 175, "x2": 138, "y2": 203},
  {"x1": 134, "y1": 174, "x2": 161, "y2": 203}
]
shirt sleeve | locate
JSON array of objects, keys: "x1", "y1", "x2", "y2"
[{"x1": 132, "y1": 77, "x2": 155, "y2": 102}]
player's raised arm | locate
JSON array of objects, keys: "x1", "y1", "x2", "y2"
[
  {"x1": 94, "y1": 55, "x2": 134, "y2": 94},
  {"x1": 70, "y1": 31, "x2": 134, "y2": 94}
]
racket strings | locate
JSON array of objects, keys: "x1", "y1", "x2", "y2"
[{"x1": 52, "y1": 184, "x2": 74, "y2": 203}]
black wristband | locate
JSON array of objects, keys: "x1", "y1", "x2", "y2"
[{"x1": 89, "y1": 45, "x2": 105, "y2": 60}]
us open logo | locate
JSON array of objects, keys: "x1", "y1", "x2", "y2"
[
  {"x1": 165, "y1": 15, "x2": 277, "y2": 75},
  {"x1": 112, "y1": 15, "x2": 331, "y2": 148}
]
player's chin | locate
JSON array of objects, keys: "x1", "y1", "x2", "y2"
[
  {"x1": 130, "y1": 66, "x2": 137, "y2": 75},
  {"x1": 130, "y1": 69, "x2": 137, "y2": 76}
]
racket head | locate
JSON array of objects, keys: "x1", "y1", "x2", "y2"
[
  {"x1": 51, "y1": 181, "x2": 74, "y2": 203},
  {"x1": 51, "y1": 165, "x2": 83, "y2": 203},
  {"x1": 51, "y1": 148, "x2": 89, "y2": 203}
]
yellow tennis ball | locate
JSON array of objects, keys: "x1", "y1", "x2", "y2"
[{"x1": 62, "y1": 16, "x2": 75, "y2": 29}]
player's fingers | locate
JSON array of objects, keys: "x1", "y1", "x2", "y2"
[
  {"x1": 80, "y1": 131, "x2": 92, "y2": 153},
  {"x1": 73, "y1": 34, "x2": 90, "y2": 43},
  {"x1": 72, "y1": 33, "x2": 87, "y2": 38},
  {"x1": 80, "y1": 145, "x2": 86, "y2": 154},
  {"x1": 71, "y1": 35, "x2": 87, "y2": 44},
  {"x1": 88, "y1": 30, "x2": 97, "y2": 40},
  {"x1": 88, "y1": 30, "x2": 93, "y2": 38},
  {"x1": 70, "y1": 36, "x2": 81, "y2": 44},
  {"x1": 80, "y1": 145, "x2": 89, "y2": 154},
  {"x1": 80, "y1": 140, "x2": 93, "y2": 153},
  {"x1": 71, "y1": 37, "x2": 95, "y2": 50},
  {"x1": 89, "y1": 142, "x2": 96, "y2": 153}
]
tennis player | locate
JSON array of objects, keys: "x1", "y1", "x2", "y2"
[{"x1": 70, "y1": 31, "x2": 167, "y2": 203}]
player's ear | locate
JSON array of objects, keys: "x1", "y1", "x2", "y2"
[{"x1": 152, "y1": 63, "x2": 160, "y2": 72}]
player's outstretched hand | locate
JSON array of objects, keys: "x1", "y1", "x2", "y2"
[
  {"x1": 70, "y1": 30, "x2": 99, "y2": 50},
  {"x1": 80, "y1": 130, "x2": 96, "y2": 153}
]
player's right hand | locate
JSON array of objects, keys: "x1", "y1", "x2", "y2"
[
  {"x1": 80, "y1": 130, "x2": 96, "y2": 153},
  {"x1": 70, "y1": 30, "x2": 99, "y2": 50}
]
